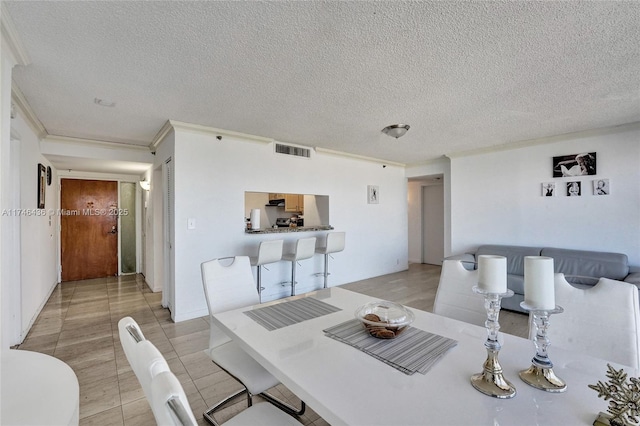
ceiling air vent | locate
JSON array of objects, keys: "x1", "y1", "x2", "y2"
[{"x1": 274, "y1": 143, "x2": 311, "y2": 159}]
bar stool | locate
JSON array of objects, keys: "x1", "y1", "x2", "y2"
[
  {"x1": 250, "y1": 240, "x2": 284, "y2": 303},
  {"x1": 281, "y1": 237, "x2": 317, "y2": 296},
  {"x1": 315, "y1": 232, "x2": 346, "y2": 288}
]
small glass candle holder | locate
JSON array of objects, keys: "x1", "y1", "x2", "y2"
[
  {"x1": 470, "y1": 286, "x2": 516, "y2": 399},
  {"x1": 518, "y1": 302, "x2": 566, "y2": 392}
]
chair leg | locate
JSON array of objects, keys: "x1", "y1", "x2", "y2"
[
  {"x1": 260, "y1": 392, "x2": 306, "y2": 416},
  {"x1": 257, "y1": 265, "x2": 263, "y2": 303},
  {"x1": 203, "y1": 387, "x2": 248, "y2": 426},
  {"x1": 203, "y1": 368, "x2": 306, "y2": 425},
  {"x1": 323, "y1": 253, "x2": 329, "y2": 288},
  {"x1": 291, "y1": 261, "x2": 297, "y2": 296}
]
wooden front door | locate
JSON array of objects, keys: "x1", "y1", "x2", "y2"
[{"x1": 61, "y1": 179, "x2": 118, "y2": 281}]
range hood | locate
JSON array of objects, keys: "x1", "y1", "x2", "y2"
[{"x1": 265, "y1": 199, "x2": 285, "y2": 207}]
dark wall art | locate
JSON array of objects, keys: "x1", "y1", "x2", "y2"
[{"x1": 552, "y1": 152, "x2": 596, "y2": 177}]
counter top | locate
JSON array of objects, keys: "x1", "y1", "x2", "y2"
[{"x1": 245, "y1": 225, "x2": 334, "y2": 234}]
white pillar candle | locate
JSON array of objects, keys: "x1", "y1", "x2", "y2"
[
  {"x1": 250, "y1": 209, "x2": 261, "y2": 230},
  {"x1": 524, "y1": 256, "x2": 555, "y2": 310},
  {"x1": 477, "y1": 255, "x2": 507, "y2": 293}
]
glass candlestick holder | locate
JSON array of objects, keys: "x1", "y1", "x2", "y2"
[
  {"x1": 518, "y1": 302, "x2": 566, "y2": 392},
  {"x1": 470, "y1": 286, "x2": 516, "y2": 399}
]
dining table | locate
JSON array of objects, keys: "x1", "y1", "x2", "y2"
[
  {"x1": 212, "y1": 287, "x2": 633, "y2": 425},
  {"x1": 1, "y1": 349, "x2": 80, "y2": 425}
]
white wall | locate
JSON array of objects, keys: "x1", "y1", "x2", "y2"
[
  {"x1": 12, "y1": 111, "x2": 59, "y2": 343},
  {"x1": 160, "y1": 127, "x2": 408, "y2": 322},
  {"x1": 449, "y1": 125, "x2": 640, "y2": 265}
]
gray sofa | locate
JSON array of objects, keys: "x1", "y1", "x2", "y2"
[{"x1": 447, "y1": 244, "x2": 640, "y2": 313}]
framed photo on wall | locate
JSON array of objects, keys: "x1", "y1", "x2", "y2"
[
  {"x1": 37, "y1": 163, "x2": 46, "y2": 209},
  {"x1": 566, "y1": 181, "x2": 581, "y2": 197},
  {"x1": 593, "y1": 178, "x2": 610, "y2": 195},
  {"x1": 542, "y1": 182, "x2": 555, "y2": 197},
  {"x1": 367, "y1": 185, "x2": 379, "y2": 204},
  {"x1": 552, "y1": 152, "x2": 596, "y2": 177}
]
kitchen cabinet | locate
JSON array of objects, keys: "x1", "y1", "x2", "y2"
[
  {"x1": 269, "y1": 193, "x2": 285, "y2": 201},
  {"x1": 284, "y1": 194, "x2": 304, "y2": 213}
]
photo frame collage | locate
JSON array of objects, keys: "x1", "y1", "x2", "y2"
[{"x1": 542, "y1": 152, "x2": 609, "y2": 197}]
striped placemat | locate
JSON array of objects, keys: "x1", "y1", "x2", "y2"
[
  {"x1": 324, "y1": 319, "x2": 457, "y2": 375},
  {"x1": 244, "y1": 297, "x2": 342, "y2": 331}
]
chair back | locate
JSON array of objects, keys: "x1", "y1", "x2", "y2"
[
  {"x1": 135, "y1": 340, "x2": 171, "y2": 401},
  {"x1": 533, "y1": 274, "x2": 640, "y2": 369},
  {"x1": 293, "y1": 237, "x2": 317, "y2": 261},
  {"x1": 201, "y1": 256, "x2": 259, "y2": 348},
  {"x1": 256, "y1": 240, "x2": 284, "y2": 265},
  {"x1": 149, "y1": 371, "x2": 198, "y2": 426},
  {"x1": 325, "y1": 232, "x2": 346, "y2": 254},
  {"x1": 118, "y1": 316, "x2": 146, "y2": 375},
  {"x1": 433, "y1": 260, "x2": 487, "y2": 327}
]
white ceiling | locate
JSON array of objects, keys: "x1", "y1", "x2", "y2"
[{"x1": 5, "y1": 1, "x2": 640, "y2": 167}]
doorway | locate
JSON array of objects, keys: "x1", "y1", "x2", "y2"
[
  {"x1": 60, "y1": 179, "x2": 118, "y2": 281},
  {"x1": 422, "y1": 183, "x2": 444, "y2": 265}
]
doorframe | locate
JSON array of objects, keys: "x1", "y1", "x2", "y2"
[{"x1": 56, "y1": 171, "x2": 143, "y2": 282}]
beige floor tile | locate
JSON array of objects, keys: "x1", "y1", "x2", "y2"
[
  {"x1": 79, "y1": 406, "x2": 124, "y2": 426},
  {"x1": 169, "y1": 329, "x2": 209, "y2": 357},
  {"x1": 161, "y1": 317, "x2": 209, "y2": 339},
  {"x1": 56, "y1": 322, "x2": 114, "y2": 348},
  {"x1": 180, "y1": 349, "x2": 218, "y2": 381},
  {"x1": 79, "y1": 375, "x2": 121, "y2": 419},
  {"x1": 74, "y1": 358, "x2": 118, "y2": 387},
  {"x1": 54, "y1": 335, "x2": 115, "y2": 370},
  {"x1": 117, "y1": 370, "x2": 145, "y2": 405},
  {"x1": 121, "y1": 398, "x2": 156, "y2": 426}
]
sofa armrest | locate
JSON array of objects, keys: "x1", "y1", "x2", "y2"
[
  {"x1": 624, "y1": 272, "x2": 640, "y2": 287},
  {"x1": 444, "y1": 253, "x2": 475, "y2": 270}
]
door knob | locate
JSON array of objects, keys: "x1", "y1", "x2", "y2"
[{"x1": 108, "y1": 226, "x2": 117, "y2": 234}]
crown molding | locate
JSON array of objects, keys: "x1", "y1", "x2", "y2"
[
  {"x1": 150, "y1": 120, "x2": 274, "y2": 150},
  {"x1": 1, "y1": 5, "x2": 31, "y2": 66},
  {"x1": 446, "y1": 122, "x2": 640, "y2": 160},
  {"x1": 11, "y1": 82, "x2": 47, "y2": 138},
  {"x1": 44, "y1": 134, "x2": 151, "y2": 152},
  {"x1": 315, "y1": 147, "x2": 405, "y2": 167},
  {"x1": 149, "y1": 120, "x2": 174, "y2": 151}
]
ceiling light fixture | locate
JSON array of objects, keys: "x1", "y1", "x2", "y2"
[{"x1": 382, "y1": 124, "x2": 410, "y2": 138}]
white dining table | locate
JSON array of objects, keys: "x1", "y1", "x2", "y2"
[
  {"x1": 212, "y1": 287, "x2": 634, "y2": 426},
  {"x1": 1, "y1": 349, "x2": 79, "y2": 426}
]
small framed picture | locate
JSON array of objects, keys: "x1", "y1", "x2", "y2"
[
  {"x1": 566, "y1": 181, "x2": 581, "y2": 197},
  {"x1": 37, "y1": 163, "x2": 46, "y2": 208},
  {"x1": 593, "y1": 178, "x2": 610, "y2": 196},
  {"x1": 367, "y1": 185, "x2": 379, "y2": 204},
  {"x1": 542, "y1": 182, "x2": 555, "y2": 197}
]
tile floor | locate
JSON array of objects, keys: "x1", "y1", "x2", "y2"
[{"x1": 17, "y1": 263, "x2": 528, "y2": 425}]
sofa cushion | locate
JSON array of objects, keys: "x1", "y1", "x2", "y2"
[
  {"x1": 476, "y1": 245, "x2": 543, "y2": 276},
  {"x1": 507, "y1": 274, "x2": 525, "y2": 296},
  {"x1": 541, "y1": 247, "x2": 629, "y2": 283}
]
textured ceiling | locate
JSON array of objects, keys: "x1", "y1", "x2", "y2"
[{"x1": 5, "y1": 1, "x2": 640, "y2": 166}]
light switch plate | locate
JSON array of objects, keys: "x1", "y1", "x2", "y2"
[{"x1": 187, "y1": 218, "x2": 196, "y2": 229}]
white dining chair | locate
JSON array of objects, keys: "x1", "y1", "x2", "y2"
[
  {"x1": 530, "y1": 274, "x2": 640, "y2": 369},
  {"x1": 282, "y1": 237, "x2": 317, "y2": 296},
  {"x1": 433, "y1": 259, "x2": 487, "y2": 327},
  {"x1": 201, "y1": 256, "x2": 305, "y2": 425},
  {"x1": 150, "y1": 370, "x2": 301, "y2": 426},
  {"x1": 315, "y1": 232, "x2": 346, "y2": 289},
  {"x1": 118, "y1": 316, "x2": 147, "y2": 375},
  {"x1": 249, "y1": 239, "x2": 284, "y2": 303}
]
